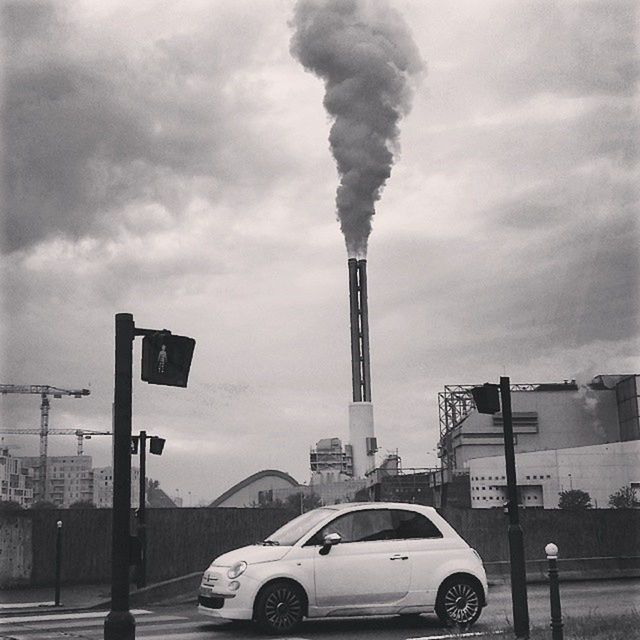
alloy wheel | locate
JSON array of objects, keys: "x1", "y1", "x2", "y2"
[
  {"x1": 442, "y1": 582, "x2": 480, "y2": 624},
  {"x1": 262, "y1": 586, "x2": 303, "y2": 631}
]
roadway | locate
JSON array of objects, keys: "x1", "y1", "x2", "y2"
[{"x1": 1, "y1": 579, "x2": 638, "y2": 639}]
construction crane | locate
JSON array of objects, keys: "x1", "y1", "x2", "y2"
[
  {"x1": 0, "y1": 428, "x2": 112, "y2": 455},
  {"x1": 0, "y1": 385, "x2": 90, "y2": 502}
]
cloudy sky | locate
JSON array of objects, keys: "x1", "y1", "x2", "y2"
[{"x1": 1, "y1": 0, "x2": 638, "y2": 506}]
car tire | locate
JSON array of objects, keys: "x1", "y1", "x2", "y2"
[
  {"x1": 435, "y1": 576, "x2": 483, "y2": 627},
  {"x1": 254, "y1": 581, "x2": 305, "y2": 635}
]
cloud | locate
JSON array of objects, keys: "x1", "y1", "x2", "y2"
[
  {"x1": 1, "y1": 0, "x2": 312, "y2": 252},
  {"x1": 1, "y1": 0, "x2": 638, "y2": 502}
]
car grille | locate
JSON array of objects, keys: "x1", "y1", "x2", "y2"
[{"x1": 199, "y1": 595, "x2": 225, "y2": 610}]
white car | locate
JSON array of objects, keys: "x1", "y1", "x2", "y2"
[{"x1": 198, "y1": 502, "x2": 487, "y2": 634}]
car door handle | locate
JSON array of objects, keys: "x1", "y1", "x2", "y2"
[{"x1": 389, "y1": 554, "x2": 408, "y2": 560}]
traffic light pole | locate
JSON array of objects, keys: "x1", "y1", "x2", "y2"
[
  {"x1": 500, "y1": 376, "x2": 530, "y2": 639},
  {"x1": 137, "y1": 430, "x2": 147, "y2": 589},
  {"x1": 105, "y1": 313, "x2": 136, "y2": 640},
  {"x1": 105, "y1": 314, "x2": 192, "y2": 640}
]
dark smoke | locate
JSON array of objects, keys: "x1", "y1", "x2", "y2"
[{"x1": 290, "y1": 0, "x2": 422, "y2": 258}]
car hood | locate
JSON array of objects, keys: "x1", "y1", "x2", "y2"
[{"x1": 213, "y1": 544, "x2": 292, "y2": 567}]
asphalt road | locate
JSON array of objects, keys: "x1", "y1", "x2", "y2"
[{"x1": 2, "y1": 579, "x2": 638, "y2": 639}]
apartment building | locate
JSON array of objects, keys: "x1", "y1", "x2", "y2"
[
  {"x1": 0, "y1": 445, "x2": 34, "y2": 507},
  {"x1": 93, "y1": 466, "x2": 141, "y2": 508}
]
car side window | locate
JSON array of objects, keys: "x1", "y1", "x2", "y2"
[
  {"x1": 307, "y1": 509, "x2": 395, "y2": 544},
  {"x1": 390, "y1": 509, "x2": 443, "y2": 539}
]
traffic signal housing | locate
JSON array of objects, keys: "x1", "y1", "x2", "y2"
[
  {"x1": 141, "y1": 332, "x2": 195, "y2": 388},
  {"x1": 149, "y1": 436, "x2": 165, "y2": 456},
  {"x1": 471, "y1": 383, "x2": 501, "y2": 414}
]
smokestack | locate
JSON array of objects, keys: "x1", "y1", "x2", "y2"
[
  {"x1": 348, "y1": 258, "x2": 372, "y2": 402},
  {"x1": 348, "y1": 258, "x2": 375, "y2": 478}
]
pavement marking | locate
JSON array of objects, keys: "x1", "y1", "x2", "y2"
[
  {"x1": 406, "y1": 631, "x2": 505, "y2": 640},
  {"x1": 0, "y1": 601, "x2": 55, "y2": 609},
  {"x1": 0, "y1": 608, "x2": 151, "y2": 624}
]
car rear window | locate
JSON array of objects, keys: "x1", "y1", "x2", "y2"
[{"x1": 390, "y1": 509, "x2": 443, "y2": 539}]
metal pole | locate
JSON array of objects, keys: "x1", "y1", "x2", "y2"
[
  {"x1": 104, "y1": 313, "x2": 136, "y2": 640},
  {"x1": 546, "y1": 543, "x2": 564, "y2": 640},
  {"x1": 54, "y1": 520, "x2": 62, "y2": 606},
  {"x1": 137, "y1": 431, "x2": 147, "y2": 589},
  {"x1": 500, "y1": 376, "x2": 530, "y2": 639}
]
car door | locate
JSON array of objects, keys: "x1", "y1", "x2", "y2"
[
  {"x1": 390, "y1": 508, "x2": 452, "y2": 604},
  {"x1": 310, "y1": 508, "x2": 410, "y2": 607}
]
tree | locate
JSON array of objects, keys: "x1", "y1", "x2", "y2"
[
  {"x1": 284, "y1": 492, "x2": 322, "y2": 515},
  {"x1": 558, "y1": 489, "x2": 592, "y2": 510},
  {"x1": 31, "y1": 500, "x2": 58, "y2": 509},
  {"x1": 0, "y1": 500, "x2": 23, "y2": 511},
  {"x1": 608, "y1": 485, "x2": 638, "y2": 509},
  {"x1": 69, "y1": 500, "x2": 96, "y2": 509}
]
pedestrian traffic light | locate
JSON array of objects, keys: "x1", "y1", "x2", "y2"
[
  {"x1": 471, "y1": 383, "x2": 501, "y2": 414},
  {"x1": 131, "y1": 436, "x2": 139, "y2": 454},
  {"x1": 141, "y1": 332, "x2": 196, "y2": 387},
  {"x1": 149, "y1": 436, "x2": 165, "y2": 455}
]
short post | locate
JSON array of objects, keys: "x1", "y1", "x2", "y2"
[
  {"x1": 54, "y1": 520, "x2": 62, "y2": 606},
  {"x1": 545, "y1": 543, "x2": 564, "y2": 640}
]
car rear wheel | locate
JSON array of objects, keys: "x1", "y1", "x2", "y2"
[
  {"x1": 255, "y1": 581, "x2": 305, "y2": 634},
  {"x1": 435, "y1": 577, "x2": 483, "y2": 627}
]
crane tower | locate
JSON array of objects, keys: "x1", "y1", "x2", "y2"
[
  {"x1": 0, "y1": 428, "x2": 112, "y2": 455},
  {"x1": 0, "y1": 385, "x2": 90, "y2": 502}
]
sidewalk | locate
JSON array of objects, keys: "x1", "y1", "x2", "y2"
[
  {"x1": 0, "y1": 583, "x2": 111, "y2": 615},
  {"x1": 0, "y1": 573, "x2": 202, "y2": 616}
]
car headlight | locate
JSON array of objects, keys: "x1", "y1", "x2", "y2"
[{"x1": 227, "y1": 561, "x2": 247, "y2": 579}]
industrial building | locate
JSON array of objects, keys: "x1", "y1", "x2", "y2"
[
  {"x1": 437, "y1": 374, "x2": 640, "y2": 509},
  {"x1": 469, "y1": 440, "x2": 640, "y2": 509}
]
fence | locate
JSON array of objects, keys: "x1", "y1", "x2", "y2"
[{"x1": 1, "y1": 506, "x2": 638, "y2": 588}]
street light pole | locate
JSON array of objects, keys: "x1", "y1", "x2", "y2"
[
  {"x1": 105, "y1": 313, "x2": 135, "y2": 640},
  {"x1": 500, "y1": 376, "x2": 530, "y2": 639}
]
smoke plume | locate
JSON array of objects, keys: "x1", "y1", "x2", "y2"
[{"x1": 290, "y1": 0, "x2": 422, "y2": 258}]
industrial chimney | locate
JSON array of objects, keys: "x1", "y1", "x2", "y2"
[{"x1": 348, "y1": 258, "x2": 376, "y2": 477}]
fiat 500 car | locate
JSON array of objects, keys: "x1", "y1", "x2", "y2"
[{"x1": 198, "y1": 502, "x2": 487, "y2": 634}]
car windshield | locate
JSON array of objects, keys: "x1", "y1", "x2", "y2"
[{"x1": 263, "y1": 507, "x2": 336, "y2": 546}]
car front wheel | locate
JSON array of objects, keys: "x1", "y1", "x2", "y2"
[
  {"x1": 435, "y1": 577, "x2": 483, "y2": 627},
  {"x1": 255, "y1": 581, "x2": 305, "y2": 634}
]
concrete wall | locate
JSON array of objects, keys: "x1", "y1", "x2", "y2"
[
  {"x1": 0, "y1": 515, "x2": 32, "y2": 586},
  {"x1": 0, "y1": 507, "x2": 290, "y2": 588},
  {"x1": 2, "y1": 506, "x2": 638, "y2": 588},
  {"x1": 441, "y1": 507, "x2": 640, "y2": 564}
]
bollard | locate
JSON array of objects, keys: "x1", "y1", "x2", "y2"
[
  {"x1": 55, "y1": 520, "x2": 63, "y2": 606},
  {"x1": 545, "y1": 543, "x2": 563, "y2": 640}
]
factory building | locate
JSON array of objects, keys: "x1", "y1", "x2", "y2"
[
  {"x1": 469, "y1": 441, "x2": 640, "y2": 509},
  {"x1": 0, "y1": 445, "x2": 34, "y2": 508},
  {"x1": 309, "y1": 437, "x2": 353, "y2": 483},
  {"x1": 437, "y1": 374, "x2": 640, "y2": 509}
]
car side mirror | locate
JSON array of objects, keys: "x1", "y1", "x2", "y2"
[{"x1": 319, "y1": 532, "x2": 341, "y2": 555}]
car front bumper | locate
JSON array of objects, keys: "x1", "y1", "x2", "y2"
[{"x1": 197, "y1": 577, "x2": 257, "y2": 620}]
